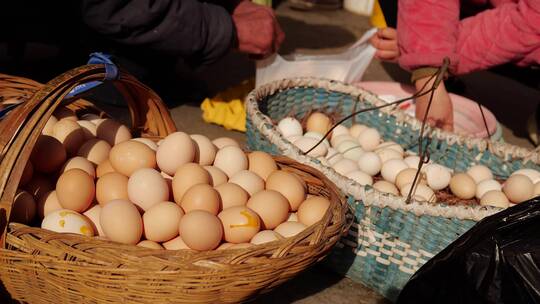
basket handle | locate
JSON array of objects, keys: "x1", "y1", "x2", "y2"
[{"x1": 0, "y1": 64, "x2": 177, "y2": 244}]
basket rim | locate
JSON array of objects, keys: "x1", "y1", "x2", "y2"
[{"x1": 245, "y1": 77, "x2": 536, "y2": 221}]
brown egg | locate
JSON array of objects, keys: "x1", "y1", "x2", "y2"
[
  {"x1": 109, "y1": 140, "x2": 156, "y2": 176},
  {"x1": 306, "y1": 112, "x2": 332, "y2": 135},
  {"x1": 156, "y1": 132, "x2": 196, "y2": 176},
  {"x1": 61, "y1": 156, "x2": 96, "y2": 178},
  {"x1": 218, "y1": 206, "x2": 260, "y2": 243},
  {"x1": 449, "y1": 173, "x2": 477, "y2": 200},
  {"x1": 372, "y1": 180, "x2": 399, "y2": 196},
  {"x1": 83, "y1": 204, "x2": 106, "y2": 237},
  {"x1": 204, "y1": 166, "x2": 228, "y2": 186},
  {"x1": 100, "y1": 200, "x2": 143, "y2": 245},
  {"x1": 246, "y1": 190, "x2": 289, "y2": 229},
  {"x1": 42, "y1": 116, "x2": 58, "y2": 136},
  {"x1": 96, "y1": 119, "x2": 132, "y2": 146},
  {"x1": 131, "y1": 138, "x2": 158, "y2": 151},
  {"x1": 395, "y1": 168, "x2": 425, "y2": 190},
  {"x1": 127, "y1": 168, "x2": 169, "y2": 211},
  {"x1": 213, "y1": 146, "x2": 248, "y2": 178},
  {"x1": 212, "y1": 137, "x2": 240, "y2": 149},
  {"x1": 229, "y1": 170, "x2": 265, "y2": 196},
  {"x1": 248, "y1": 151, "x2": 278, "y2": 181},
  {"x1": 215, "y1": 183, "x2": 249, "y2": 209},
  {"x1": 503, "y1": 174, "x2": 534, "y2": 203},
  {"x1": 53, "y1": 119, "x2": 86, "y2": 155},
  {"x1": 56, "y1": 169, "x2": 95, "y2": 212},
  {"x1": 53, "y1": 107, "x2": 77, "y2": 121},
  {"x1": 11, "y1": 190, "x2": 36, "y2": 224},
  {"x1": 143, "y1": 201, "x2": 184, "y2": 242},
  {"x1": 297, "y1": 196, "x2": 331, "y2": 227},
  {"x1": 96, "y1": 172, "x2": 129, "y2": 205},
  {"x1": 480, "y1": 190, "x2": 510, "y2": 208},
  {"x1": 191, "y1": 134, "x2": 217, "y2": 166},
  {"x1": 24, "y1": 175, "x2": 54, "y2": 201},
  {"x1": 162, "y1": 235, "x2": 190, "y2": 250},
  {"x1": 172, "y1": 163, "x2": 211, "y2": 203},
  {"x1": 19, "y1": 161, "x2": 34, "y2": 187},
  {"x1": 250, "y1": 230, "x2": 282, "y2": 245},
  {"x1": 30, "y1": 135, "x2": 66, "y2": 173},
  {"x1": 78, "y1": 138, "x2": 112, "y2": 166},
  {"x1": 179, "y1": 210, "x2": 223, "y2": 250},
  {"x1": 274, "y1": 221, "x2": 307, "y2": 238},
  {"x1": 37, "y1": 190, "x2": 62, "y2": 218},
  {"x1": 161, "y1": 172, "x2": 174, "y2": 201},
  {"x1": 77, "y1": 120, "x2": 97, "y2": 140},
  {"x1": 137, "y1": 240, "x2": 164, "y2": 250},
  {"x1": 96, "y1": 159, "x2": 115, "y2": 177},
  {"x1": 265, "y1": 171, "x2": 307, "y2": 211},
  {"x1": 180, "y1": 184, "x2": 221, "y2": 215}
]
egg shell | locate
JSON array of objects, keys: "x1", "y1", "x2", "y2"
[
  {"x1": 96, "y1": 159, "x2": 115, "y2": 178},
  {"x1": 274, "y1": 221, "x2": 307, "y2": 238},
  {"x1": 332, "y1": 158, "x2": 359, "y2": 176},
  {"x1": 373, "y1": 181, "x2": 399, "y2": 196},
  {"x1": 375, "y1": 141, "x2": 404, "y2": 155},
  {"x1": 287, "y1": 212, "x2": 298, "y2": 222},
  {"x1": 11, "y1": 190, "x2": 36, "y2": 224},
  {"x1": 467, "y1": 165, "x2": 493, "y2": 184},
  {"x1": 19, "y1": 161, "x2": 34, "y2": 187},
  {"x1": 128, "y1": 168, "x2": 169, "y2": 211},
  {"x1": 395, "y1": 168, "x2": 425, "y2": 190},
  {"x1": 31, "y1": 135, "x2": 66, "y2": 173},
  {"x1": 229, "y1": 170, "x2": 265, "y2": 196},
  {"x1": 326, "y1": 147, "x2": 343, "y2": 166},
  {"x1": 511, "y1": 169, "x2": 540, "y2": 184},
  {"x1": 425, "y1": 164, "x2": 451, "y2": 191},
  {"x1": 76, "y1": 120, "x2": 97, "y2": 140},
  {"x1": 42, "y1": 116, "x2": 58, "y2": 136},
  {"x1": 109, "y1": 140, "x2": 156, "y2": 177},
  {"x1": 404, "y1": 156, "x2": 421, "y2": 169},
  {"x1": 345, "y1": 170, "x2": 373, "y2": 186},
  {"x1": 156, "y1": 132, "x2": 195, "y2": 176},
  {"x1": 277, "y1": 117, "x2": 303, "y2": 138},
  {"x1": 37, "y1": 190, "x2": 62, "y2": 219},
  {"x1": 215, "y1": 183, "x2": 249, "y2": 210},
  {"x1": 96, "y1": 119, "x2": 132, "y2": 146},
  {"x1": 56, "y1": 169, "x2": 95, "y2": 212},
  {"x1": 180, "y1": 184, "x2": 221, "y2": 215},
  {"x1": 172, "y1": 163, "x2": 211, "y2": 203},
  {"x1": 246, "y1": 190, "x2": 290, "y2": 229},
  {"x1": 131, "y1": 138, "x2": 158, "y2": 151},
  {"x1": 503, "y1": 174, "x2": 533, "y2": 203},
  {"x1": 143, "y1": 201, "x2": 184, "y2": 242},
  {"x1": 306, "y1": 112, "x2": 332, "y2": 135},
  {"x1": 297, "y1": 196, "x2": 330, "y2": 227},
  {"x1": 214, "y1": 146, "x2": 248, "y2": 178},
  {"x1": 248, "y1": 151, "x2": 278, "y2": 181},
  {"x1": 476, "y1": 179, "x2": 502, "y2": 199},
  {"x1": 96, "y1": 172, "x2": 129, "y2": 205},
  {"x1": 336, "y1": 141, "x2": 364, "y2": 161},
  {"x1": 83, "y1": 204, "x2": 105, "y2": 237},
  {"x1": 100, "y1": 200, "x2": 143, "y2": 244},
  {"x1": 191, "y1": 134, "x2": 217, "y2": 166},
  {"x1": 78, "y1": 139, "x2": 111, "y2": 166},
  {"x1": 24, "y1": 175, "x2": 54, "y2": 201},
  {"x1": 53, "y1": 119, "x2": 86, "y2": 155},
  {"x1": 330, "y1": 125, "x2": 349, "y2": 138},
  {"x1": 53, "y1": 107, "x2": 77, "y2": 121},
  {"x1": 180, "y1": 210, "x2": 223, "y2": 250},
  {"x1": 61, "y1": 156, "x2": 96, "y2": 178},
  {"x1": 377, "y1": 149, "x2": 403, "y2": 164},
  {"x1": 294, "y1": 137, "x2": 327, "y2": 158},
  {"x1": 349, "y1": 124, "x2": 368, "y2": 138},
  {"x1": 204, "y1": 166, "x2": 228, "y2": 186},
  {"x1": 162, "y1": 235, "x2": 191, "y2": 250},
  {"x1": 250, "y1": 230, "x2": 282, "y2": 245},
  {"x1": 400, "y1": 183, "x2": 436, "y2": 203},
  {"x1": 331, "y1": 134, "x2": 357, "y2": 148},
  {"x1": 357, "y1": 152, "x2": 382, "y2": 176},
  {"x1": 480, "y1": 190, "x2": 510, "y2": 208},
  {"x1": 449, "y1": 173, "x2": 476, "y2": 199},
  {"x1": 534, "y1": 182, "x2": 540, "y2": 196},
  {"x1": 381, "y1": 159, "x2": 408, "y2": 184},
  {"x1": 265, "y1": 171, "x2": 307, "y2": 212},
  {"x1": 303, "y1": 132, "x2": 331, "y2": 148},
  {"x1": 137, "y1": 240, "x2": 164, "y2": 250},
  {"x1": 357, "y1": 128, "x2": 381, "y2": 152},
  {"x1": 218, "y1": 206, "x2": 260, "y2": 243},
  {"x1": 211, "y1": 137, "x2": 240, "y2": 149},
  {"x1": 41, "y1": 209, "x2": 94, "y2": 237}
]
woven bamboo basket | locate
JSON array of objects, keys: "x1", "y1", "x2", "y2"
[
  {"x1": 245, "y1": 77, "x2": 540, "y2": 301},
  {"x1": 0, "y1": 68, "x2": 349, "y2": 303}
]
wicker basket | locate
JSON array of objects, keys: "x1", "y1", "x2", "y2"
[
  {"x1": 0, "y1": 68, "x2": 350, "y2": 303},
  {"x1": 245, "y1": 77, "x2": 540, "y2": 301}
]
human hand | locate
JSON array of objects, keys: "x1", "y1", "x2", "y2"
[
  {"x1": 414, "y1": 76, "x2": 454, "y2": 131},
  {"x1": 231, "y1": 0, "x2": 285, "y2": 59},
  {"x1": 369, "y1": 27, "x2": 399, "y2": 62}
]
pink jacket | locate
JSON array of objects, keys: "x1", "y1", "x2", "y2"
[{"x1": 397, "y1": 0, "x2": 540, "y2": 75}]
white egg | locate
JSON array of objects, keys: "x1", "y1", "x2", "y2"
[
  {"x1": 400, "y1": 183, "x2": 436, "y2": 203},
  {"x1": 467, "y1": 165, "x2": 493, "y2": 184},
  {"x1": 326, "y1": 147, "x2": 344, "y2": 166},
  {"x1": 357, "y1": 152, "x2": 382, "y2": 176},
  {"x1": 424, "y1": 164, "x2": 451, "y2": 191},
  {"x1": 357, "y1": 128, "x2": 381, "y2": 152},
  {"x1": 475, "y1": 179, "x2": 501, "y2": 199},
  {"x1": 375, "y1": 141, "x2": 404, "y2": 155},
  {"x1": 331, "y1": 125, "x2": 350, "y2": 138},
  {"x1": 345, "y1": 170, "x2": 373, "y2": 186},
  {"x1": 304, "y1": 131, "x2": 330, "y2": 148},
  {"x1": 336, "y1": 141, "x2": 364, "y2": 161},
  {"x1": 278, "y1": 117, "x2": 303, "y2": 138},
  {"x1": 286, "y1": 135, "x2": 303, "y2": 144},
  {"x1": 378, "y1": 149, "x2": 404, "y2": 163},
  {"x1": 41, "y1": 209, "x2": 95, "y2": 237},
  {"x1": 294, "y1": 137, "x2": 327, "y2": 157},
  {"x1": 511, "y1": 169, "x2": 540, "y2": 184},
  {"x1": 404, "y1": 155, "x2": 421, "y2": 168},
  {"x1": 349, "y1": 124, "x2": 368, "y2": 138},
  {"x1": 332, "y1": 158, "x2": 359, "y2": 175},
  {"x1": 381, "y1": 159, "x2": 408, "y2": 184},
  {"x1": 331, "y1": 134, "x2": 357, "y2": 148}
]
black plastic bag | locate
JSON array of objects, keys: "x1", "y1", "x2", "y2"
[{"x1": 397, "y1": 197, "x2": 540, "y2": 304}]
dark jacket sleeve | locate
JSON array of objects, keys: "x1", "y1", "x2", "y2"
[{"x1": 81, "y1": 0, "x2": 236, "y2": 64}]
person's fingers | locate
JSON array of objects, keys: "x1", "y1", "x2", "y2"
[
  {"x1": 372, "y1": 38, "x2": 398, "y2": 52},
  {"x1": 378, "y1": 27, "x2": 397, "y2": 39},
  {"x1": 375, "y1": 50, "x2": 399, "y2": 61}
]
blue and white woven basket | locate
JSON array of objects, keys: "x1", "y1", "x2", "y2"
[{"x1": 245, "y1": 78, "x2": 540, "y2": 301}]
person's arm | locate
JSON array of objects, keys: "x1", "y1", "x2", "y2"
[{"x1": 81, "y1": 0, "x2": 236, "y2": 64}]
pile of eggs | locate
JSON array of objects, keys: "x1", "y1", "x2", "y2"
[
  {"x1": 277, "y1": 112, "x2": 540, "y2": 208},
  {"x1": 13, "y1": 107, "x2": 332, "y2": 251}
]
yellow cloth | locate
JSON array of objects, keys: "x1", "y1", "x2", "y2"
[
  {"x1": 370, "y1": 0, "x2": 387, "y2": 28},
  {"x1": 201, "y1": 98, "x2": 246, "y2": 132}
]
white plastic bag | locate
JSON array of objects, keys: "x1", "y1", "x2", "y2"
[{"x1": 255, "y1": 28, "x2": 377, "y2": 88}]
